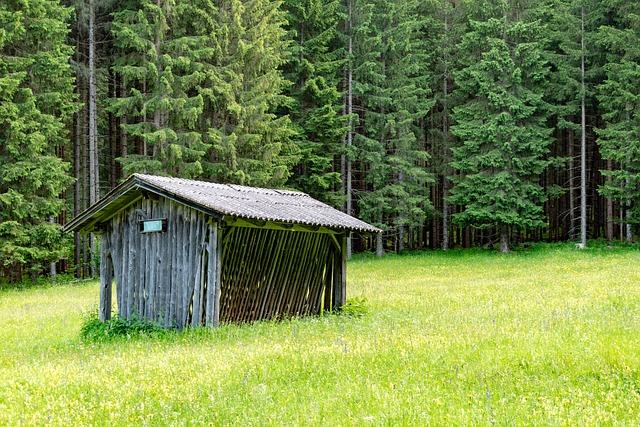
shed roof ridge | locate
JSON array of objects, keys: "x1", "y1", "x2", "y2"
[{"x1": 133, "y1": 173, "x2": 310, "y2": 197}]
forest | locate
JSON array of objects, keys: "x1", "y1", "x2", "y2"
[{"x1": 1, "y1": 0, "x2": 640, "y2": 282}]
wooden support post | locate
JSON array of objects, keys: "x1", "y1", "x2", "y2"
[
  {"x1": 99, "y1": 233, "x2": 113, "y2": 321},
  {"x1": 332, "y1": 233, "x2": 347, "y2": 311},
  {"x1": 205, "y1": 222, "x2": 223, "y2": 327}
]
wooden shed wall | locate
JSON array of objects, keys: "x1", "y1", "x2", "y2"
[
  {"x1": 219, "y1": 227, "x2": 336, "y2": 323},
  {"x1": 100, "y1": 197, "x2": 215, "y2": 328}
]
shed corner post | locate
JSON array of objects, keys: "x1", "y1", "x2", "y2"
[
  {"x1": 99, "y1": 230, "x2": 113, "y2": 322},
  {"x1": 332, "y1": 232, "x2": 348, "y2": 311},
  {"x1": 205, "y1": 220, "x2": 224, "y2": 327}
]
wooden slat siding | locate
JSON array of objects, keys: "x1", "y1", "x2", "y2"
[
  {"x1": 225, "y1": 227, "x2": 250, "y2": 321},
  {"x1": 110, "y1": 215, "x2": 122, "y2": 314},
  {"x1": 146, "y1": 200, "x2": 157, "y2": 319},
  {"x1": 258, "y1": 232, "x2": 288, "y2": 317},
  {"x1": 175, "y1": 205, "x2": 184, "y2": 327},
  {"x1": 218, "y1": 228, "x2": 333, "y2": 323},
  {"x1": 204, "y1": 222, "x2": 218, "y2": 326},
  {"x1": 313, "y1": 237, "x2": 332, "y2": 313},
  {"x1": 332, "y1": 234, "x2": 347, "y2": 311},
  {"x1": 293, "y1": 233, "x2": 318, "y2": 316},
  {"x1": 99, "y1": 231, "x2": 113, "y2": 321},
  {"x1": 191, "y1": 213, "x2": 206, "y2": 327},
  {"x1": 136, "y1": 199, "x2": 147, "y2": 317},
  {"x1": 150, "y1": 198, "x2": 165, "y2": 322},
  {"x1": 164, "y1": 203, "x2": 180, "y2": 327},
  {"x1": 185, "y1": 210, "x2": 196, "y2": 326},
  {"x1": 280, "y1": 231, "x2": 313, "y2": 317},
  {"x1": 213, "y1": 223, "x2": 223, "y2": 326},
  {"x1": 253, "y1": 229, "x2": 287, "y2": 321},
  {"x1": 270, "y1": 230, "x2": 302, "y2": 318},
  {"x1": 242, "y1": 227, "x2": 268, "y2": 320},
  {"x1": 119, "y1": 211, "x2": 128, "y2": 317},
  {"x1": 323, "y1": 249, "x2": 333, "y2": 312}
]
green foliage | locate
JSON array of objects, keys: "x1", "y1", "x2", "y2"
[
  {"x1": 80, "y1": 311, "x2": 165, "y2": 341},
  {"x1": 282, "y1": 0, "x2": 346, "y2": 206},
  {"x1": 353, "y1": 0, "x2": 435, "y2": 233},
  {"x1": 0, "y1": 0, "x2": 75, "y2": 281},
  {"x1": 596, "y1": 2, "x2": 640, "y2": 228},
  {"x1": 201, "y1": 0, "x2": 299, "y2": 187},
  {"x1": 339, "y1": 296, "x2": 368, "y2": 317},
  {"x1": 449, "y1": 8, "x2": 553, "y2": 249},
  {"x1": 110, "y1": 0, "x2": 212, "y2": 178}
]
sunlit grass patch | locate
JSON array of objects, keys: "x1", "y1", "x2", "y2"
[{"x1": 1, "y1": 243, "x2": 639, "y2": 425}]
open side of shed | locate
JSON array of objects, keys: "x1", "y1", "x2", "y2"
[{"x1": 65, "y1": 174, "x2": 378, "y2": 328}]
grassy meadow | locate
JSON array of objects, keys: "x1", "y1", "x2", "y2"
[{"x1": 1, "y1": 243, "x2": 640, "y2": 425}]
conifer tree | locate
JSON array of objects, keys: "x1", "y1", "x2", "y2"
[
  {"x1": 597, "y1": 1, "x2": 640, "y2": 240},
  {"x1": 449, "y1": 10, "x2": 552, "y2": 252},
  {"x1": 281, "y1": 0, "x2": 346, "y2": 206},
  {"x1": 110, "y1": 0, "x2": 211, "y2": 178},
  {"x1": 353, "y1": 0, "x2": 435, "y2": 251},
  {"x1": 202, "y1": 0, "x2": 299, "y2": 187},
  {"x1": 0, "y1": 0, "x2": 75, "y2": 280}
]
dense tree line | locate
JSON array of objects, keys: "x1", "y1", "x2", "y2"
[{"x1": 1, "y1": 0, "x2": 639, "y2": 281}]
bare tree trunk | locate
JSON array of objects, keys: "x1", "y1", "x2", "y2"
[
  {"x1": 88, "y1": 0, "x2": 99, "y2": 276},
  {"x1": 441, "y1": 6, "x2": 450, "y2": 251},
  {"x1": 568, "y1": 129, "x2": 575, "y2": 239},
  {"x1": 49, "y1": 216, "x2": 57, "y2": 282},
  {"x1": 606, "y1": 159, "x2": 614, "y2": 240},
  {"x1": 499, "y1": 225, "x2": 509, "y2": 253},
  {"x1": 346, "y1": 0, "x2": 353, "y2": 259},
  {"x1": 579, "y1": 6, "x2": 587, "y2": 249},
  {"x1": 74, "y1": 22, "x2": 83, "y2": 277}
]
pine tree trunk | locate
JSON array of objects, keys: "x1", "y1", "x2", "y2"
[
  {"x1": 345, "y1": 0, "x2": 353, "y2": 259},
  {"x1": 88, "y1": 0, "x2": 99, "y2": 276},
  {"x1": 441, "y1": 7, "x2": 450, "y2": 250},
  {"x1": 606, "y1": 159, "x2": 614, "y2": 240},
  {"x1": 579, "y1": 6, "x2": 587, "y2": 249},
  {"x1": 499, "y1": 225, "x2": 510, "y2": 253},
  {"x1": 568, "y1": 128, "x2": 575, "y2": 239}
]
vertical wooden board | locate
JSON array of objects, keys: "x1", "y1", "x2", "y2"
[
  {"x1": 99, "y1": 233, "x2": 113, "y2": 321},
  {"x1": 191, "y1": 215, "x2": 204, "y2": 327},
  {"x1": 168, "y1": 201, "x2": 179, "y2": 327},
  {"x1": 332, "y1": 233, "x2": 347, "y2": 311},
  {"x1": 205, "y1": 222, "x2": 222, "y2": 326},
  {"x1": 110, "y1": 215, "x2": 122, "y2": 313},
  {"x1": 145, "y1": 199, "x2": 156, "y2": 320},
  {"x1": 120, "y1": 211, "x2": 129, "y2": 317},
  {"x1": 159, "y1": 198, "x2": 171, "y2": 324},
  {"x1": 126, "y1": 206, "x2": 138, "y2": 319}
]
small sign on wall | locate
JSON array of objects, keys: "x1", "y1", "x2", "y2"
[{"x1": 139, "y1": 218, "x2": 168, "y2": 233}]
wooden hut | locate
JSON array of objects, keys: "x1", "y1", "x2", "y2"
[{"x1": 64, "y1": 174, "x2": 379, "y2": 328}]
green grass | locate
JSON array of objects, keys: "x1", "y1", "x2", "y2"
[{"x1": 1, "y1": 243, "x2": 640, "y2": 425}]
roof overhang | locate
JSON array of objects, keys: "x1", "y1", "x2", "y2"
[{"x1": 63, "y1": 175, "x2": 224, "y2": 233}]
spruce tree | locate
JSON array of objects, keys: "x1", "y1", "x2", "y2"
[
  {"x1": 352, "y1": 0, "x2": 435, "y2": 251},
  {"x1": 202, "y1": 0, "x2": 299, "y2": 187},
  {"x1": 449, "y1": 11, "x2": 552, "y2": 252},
  {"x1": 110, "y1": 0, "x2": 211, "y2": 178},
  {"x1": 281, "y1": 0, "x2": 346, "y2": 206},
  {"x1": 0, "y1": 0, "x2": 75, "y2": 280},
  {"x1": 597, "y1": 1, "x2": 640, "y2": 239}
]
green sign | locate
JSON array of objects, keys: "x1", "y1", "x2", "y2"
[{"x1": 140, "y1": 219, "x2": 167, "y2": 233}]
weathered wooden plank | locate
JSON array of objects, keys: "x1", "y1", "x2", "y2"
[
  {"x1": 332, "y1": 233, "x2": 347, "y2": 311},
  {"x1": 204, "y1": 222, "x2": 218, "y2": 326},
  {"x1": 99, "y1": 232, "x2": 113, "y2": 321},
  {"x1": 126, "y1": 207, "x2": 137, "y2": 318}
]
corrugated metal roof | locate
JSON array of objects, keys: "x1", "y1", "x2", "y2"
[{"x1": 65, "y1": 174, "x2": 380, "y2": 233}]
